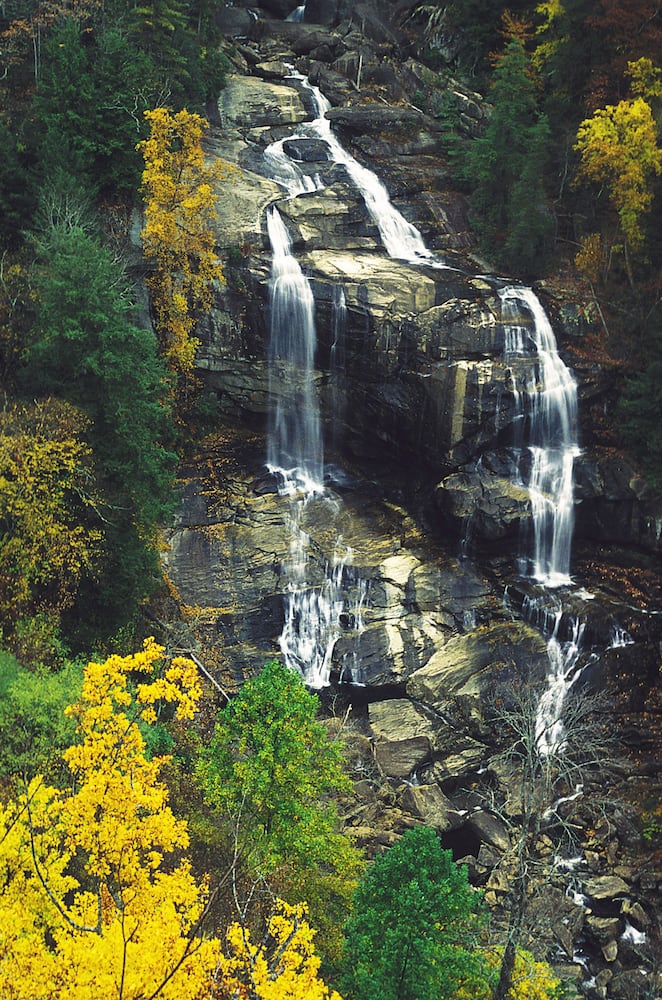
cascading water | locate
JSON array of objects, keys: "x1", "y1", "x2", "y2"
[
  {"x1": 266, "y1": 201, "x2": 365, "y2": 686},
  {"x1": 500, "y1": 285, "x2": 580, "y2": 588},
  {"x1": 261, "y1": 69, "x2": 448, "y2": 686},
  {"x1": 266, "y1": 69, "x2": 442, "y2": 265},
  {"x1": 266, "y1": 206, "x2": 323, "y2": 494}
]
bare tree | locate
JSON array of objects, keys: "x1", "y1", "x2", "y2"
[{"x1": 481, "y1": 683, "x2": 622, "y2": 1000}]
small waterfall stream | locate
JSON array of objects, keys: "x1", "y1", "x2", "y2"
[{"x1": 499, "y1": 286, "x2": 584, "y2": 752}]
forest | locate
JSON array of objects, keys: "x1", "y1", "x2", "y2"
[{"x1": 0, "y1": 0, "x2": 660, "y2": 997}]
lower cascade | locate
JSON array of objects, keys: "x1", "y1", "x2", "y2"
[{"x1": 500, "y1": 285, "x2": 580, "y2": 589}]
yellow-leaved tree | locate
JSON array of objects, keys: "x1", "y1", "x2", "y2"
[
  {"x1": 0, "y1": 639, "x2": 216, "y2": 999},
  {"x1": 219, "y1": 900, "x2": 343, "y2": 1000},
  {"x1": 0, "y1": 398, "x2": 102, "y2": 660},
  {"x1": 138, "y1": 108, "x2": 229, "y2": 385},
  {"x1": 574, "y1": 59, "x2": 662, "y2": 266},
  {"x1": 0, "y1": 641, "x2": 343, "y2": 1000}
]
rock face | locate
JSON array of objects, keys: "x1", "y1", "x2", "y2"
[{"x1": 159, "y1": 5, "x2": 662, "y2": 998}]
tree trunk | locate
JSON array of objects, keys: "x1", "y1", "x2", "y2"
[{"x1": 493, "y1": 870, "x2": 527, "y2": 1000}]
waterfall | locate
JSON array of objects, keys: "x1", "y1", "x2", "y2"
[
  {"x1": 286, "y1": 2, "x2": 306, "y2": 21},
  {"x1": 266, "y1": 201, "x2": 365, "y2": 687},
  {"x1": 500, "y1": 286, "x2": 580, "y2": 588},
  {"x1": 266, "y1": 206, "x2": 323, "y2": 494},
  {"x1": 266, "y1": 69, "x2": 443, "y2": 265},
  {"x1": 535, "y1": 615, "x2": 585, "y2": 754},
  {"x1": 499, "y1": 286, "x2": 584, "y2": 752}
]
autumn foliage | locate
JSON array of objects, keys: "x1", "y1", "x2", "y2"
[
  {"x1": 0, "y1": 398, "x2": 102, "y2": 650},
  {"x1": 0, "y1": 643, "x2": 343, "y2": 1000},
  {"x1": 139, "y1": 107, "x2": 229, "y2": 381}
]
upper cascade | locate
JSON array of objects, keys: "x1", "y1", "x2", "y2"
[{"x1": 263, "y1": 70, "x2": 444, "y2": 265}]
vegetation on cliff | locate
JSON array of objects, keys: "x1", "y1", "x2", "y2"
[{"x1": 0, "y1": 2, "x2": 658, "y2": 998}]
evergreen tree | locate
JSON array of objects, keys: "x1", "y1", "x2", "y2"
[
  {"x1": 33, "y1": 21, "x2": 156, "y2": 199},
  {"x1": 463, "y1": 37, "x2": 553, "y2": 272},
  {"x1": 340, "y1": 826, "x2": 487, "y2": 1000},
  {"x1": 27, "y1": 212, "x2": 177, "y2": 641}
]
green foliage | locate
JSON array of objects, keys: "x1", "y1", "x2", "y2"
[
  {"x1": 462, "y1": 37, "x2": 553, "y2": 273},
  {"x1": 33, "y1": 22, "x2": 156, "y2": 200},
  {"x1": 0, "y1": 650, "x2": 82, "y2": 784},
  {"x1": 0, "y1": 120, "x2": 36, "y2": 246},
  {"x1": 340, "y1": 825, "x2": 487, "y2": 1000},
  {"x1": 25, "y1": 208, "x2": 177, "y2": 641},
  {"x1": 196, "y1": 659, "x2": 363, "y2": 960}
]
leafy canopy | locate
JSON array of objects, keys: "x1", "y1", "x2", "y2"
[
  {"x1": 574, "y1": 62, "x2": 662, "y2": 249},
  {"x1": 340, "y1": 825, "x2": 487, "y2": 1000},
  {"x1": 0, "y1": 641, "x2": 345, "y2": 1000},
  {"x1": 196, "y1": 658, "x2": 362, "y2": 959},
  {"x1": 0, "y1": 398, "x2": 102, "y2": 655},
  {"x1": 0, "y1": 639, "x2": 217, "y2": 1000},
  {"x1": 139, "y1": 107, "x2": 228, "y2": 383},
  {"x1": 28, "y1": 210, "x2": 177, "y2": 640}
]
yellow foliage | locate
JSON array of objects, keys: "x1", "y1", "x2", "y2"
[
  {"x1": 485, "y1": 947, "x2": 561, "y2": 1000},
  {"x1": 138, "y1": 107, "x2": 230, "y2": 382},
  {"x1": 574, "y1": 232, "x2": 607, "y2": 286},
  {"x1": 0, "y1": 642, "x2": 343, "y2": 1000},
  {"x1": 0, "y1": 399, "x2": 102, "y2": 641},
  {"x1": 627, "y1": 57, "x2": 662, "y2": 102},
  {"x1": 0, "y1": 640, "x2": 216, "y2": 1000},
  {"x1": 219, "y1": 900, "x2": 343, "y2": 1000},
  {"x1": 574, "y1": 94, "x2": 662, "y2": 247}
]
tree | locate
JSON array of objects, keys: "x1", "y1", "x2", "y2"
[
  {"x1": 0, "y1": 398, "x2": 102, "y2": 658},
  {"x1": 0, "y1": 651, "x2": 81, "y2": 785},
  {"x1": 0, "y1": 639, "x2": 220, "y2": 1000},
  {"x1": 28, "y1": 210, "x2": 177, "y2": 639},
  {"x1": 219, "y1": 899, "x2": 343, "y2": 1000},
  {"x1": 33, "y1": 21, "x2": 157, "y2": 199},
  {"x1": 574, "y1": 90, "x2": 662, "y2": 256},
  {"x1": 618, "y1": 320, "x2": 662, "y2": 488},
  {"x1": 196, "y1": 658, "x2": 362, "y2": 961},
  {"x1": 462, "y1": 36, "x2": 553, "y2": 272},
  {"x1": 138, "y1": 106, "x2": 227, "y2": 386},
  {"x1": 339, "y1": 825, "x2": 487, "y2": 1000},
  {"x1": 483, "y1": 685, "x2": 618, "y2": 1000}
]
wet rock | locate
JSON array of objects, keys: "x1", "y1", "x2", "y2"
[
  {"x1": 584, "y1": 875, "x2": 631, "y2": 903},
  {"x1": 399, "y1": 783, "x2": 463, "y2": 831},
  {"x1": 586, "y1": 916, "x2": 621, "y2": 945},
  {"x1": 406, "y1": 621, "x2": 550, "y2": 712},
  {"x1": 465, "y1": 810, "x2": 510, "y2": 852},
  {"x1": 219, "y1": 75, "x2": 310, "y2": 129},
  {"x1": 368, "y1": 698, "x2": 436, "y2": 741},
  {"x1": 374, "y1": 737, "x2": 432, "y2": 780}
]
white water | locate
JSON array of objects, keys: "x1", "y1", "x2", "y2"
[
  {"x1": 267, "y1": 206, "x2": 324, "y2": 494},
  {"x1": 500, "y1": 285, "x2": 580, "y2": 588},
  {"x1": 261, "y1": 69, "x2": 448, "y2": 685},
  {"x1": 286, "y1": 2, "x2": 306, "y2": 21},
  {"x1": 266, "y1": 203, "x2": 366, "y2": 686},
  {"x1": 535, "y1": 615, "x2": 585, "y2": 755},
  {"x1": 265, "y1": 70, "x2": 443, "y2": 265}
]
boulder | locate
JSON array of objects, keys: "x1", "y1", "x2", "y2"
[
  {"x1": 218, "y1": 75, "x2": 311, "y2": 129},
  {"x1": 465, "y1": 810, "x2": 511, "y2": 852},
  {"x1": 374, "y1": 737, "x2": 431, "y2": 780},
  {"x1": 406, "y1": 621, "x2": 550, "y2": 712},
  {"x1": 399, "y1": 783, "x2": 463, "y2": 831},
  {"x1": 584, "y1": 875, "x2": 631, "y2": 903}
]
